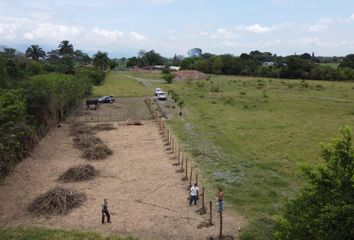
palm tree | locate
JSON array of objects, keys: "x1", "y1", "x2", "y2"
[
  {"x1": 58, "y1": 40, "x2": 73, "y2": 56},
  {"x1": 25, "y1": 45, "x2": 46, "y2": 61},
  {"x1": 93, "y1": 51, "x2": 110, "y2": 70}
]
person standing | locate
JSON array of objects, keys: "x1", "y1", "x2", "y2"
[
  {"x1": 101, "y1": 198, "x2": 111, "y2": 224},
  {"x1": 217, "y1": 188, "x2": 224, "y2": 212},
  {"x1": 189, "y1": 183, "x2": 199, "y2": 206}
]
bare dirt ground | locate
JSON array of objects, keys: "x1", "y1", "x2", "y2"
[{"x1": 0, "y1": 121, "x2": 244, "y2": 239}]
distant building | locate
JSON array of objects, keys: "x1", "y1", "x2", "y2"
[
  {"x1": 262, "y1": 62, "x2": 275, "y2": 67},
  {"x1": 170, "y1": 66, "x2": 180, "y2": 71},
  {"x1": 153, "y1": 65, "x2": 164, "y2": 70}
]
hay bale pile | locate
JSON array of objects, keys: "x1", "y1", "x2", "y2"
[
  {"x1": 70, "y1": 124, "x2": 113, "y2": 160},
  {"x1": 58, "y1": 164, "x2": 98, "y2": 182},
  {"x1": 28, "y1": 187, "x2": 86, "y2": 215}
]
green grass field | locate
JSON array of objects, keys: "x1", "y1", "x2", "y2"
[
  {"x1": 318, "y1": 62, "x2": 340, "y2": 68},
  {"x1": 127, "y1": 72, "x2": 354, "y2": 239},
  {"x1": 93, "y1": 71, "x2": 152, "y2": 97},
  {"x1": 0, "y1": 227, "x2": 135, "y2": 240}
]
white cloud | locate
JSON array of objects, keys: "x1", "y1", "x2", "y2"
[
  {"x1": 129, "y1": 31, "x2": 147, "y2": 41},
  {"x1": 245, "y1": 24, "x2": 272, "y2": 33},
  {"x1": 91, "y1": 27, "x2": 124, "y2": 42},
  {"x1": 298, "y1": 37, "x2": 348, "y2": 48},
  {"x1": 0, "y1": 23, "x2": 19, "y2": 40},
  {"x1": 0, "y1": 16, "x2": 147, "y2": 50},
  {"x1": 24, "y1": 23, "x2": 81, "y2": 41},
  {"x1": 211, "y1": 28, "x2": 236, "y2": 39},
  {"x1": 309, "y1": 24, "x2": 327, "y2": 32}
]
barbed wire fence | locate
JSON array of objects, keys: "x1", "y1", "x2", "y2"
[{"x1": 145, "y1": 97, "x2": 228, "y2": 238}]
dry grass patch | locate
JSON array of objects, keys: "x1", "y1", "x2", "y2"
[
  {"x1": 28, "y1": 187, "x2": 86, "y2": 216},
  {"x1": 58, "y1": 164, "x2": 98, "y2": 182}
]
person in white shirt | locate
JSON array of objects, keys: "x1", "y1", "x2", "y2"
[{"x1": 189, "y1": 183, "x2": 199, "y2": 206}]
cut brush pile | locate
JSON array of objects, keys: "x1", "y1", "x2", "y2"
[
  {"x1": 58, "y1": 164, "x2": 98, "y2": 182},
  {"x1": 28, "y1": 187, "x2": 86, "y2": 215},
  {"x1": 71, "y1": 124, "x2": 113, "y2": 160}
]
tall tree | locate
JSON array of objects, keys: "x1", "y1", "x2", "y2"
[
  {"x1": 93, "y1": 51, "x2": 110, "y2": 70},
  {"x1": 58, "y1": 40, "x2": 74, "y2": 56},
  {"x1": 275, "y1": 127, "x2": 354, "y2": 240},
  {"x1": 73, "y1": 50, "x2": 91, "y2": 64},
  {"x1": 339, "y1": 54, "x2": 354, "y2": 69},
  {"x1": 46, "y1": 50, "x2": 60, "y2": 63},
  {"x1": 25, "y1": 45, "x2": 46, "y2": 61}
]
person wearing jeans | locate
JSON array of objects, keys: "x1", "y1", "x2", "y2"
[
  {"x1": 218, "y1": 188, "x2": 224, "y2": 212},
  {"x1": 189, "y1": 183, "x2": 199, "y2": 206},
  {"x1": 101, "y1": 198, "x2": 111, "y2": 224}
]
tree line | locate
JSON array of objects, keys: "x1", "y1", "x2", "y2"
[
  {"x1": 125, "y1": 49, "x2": 354, "y2": 81},
  {"x1": 179, "y1": 51, "x2": 354, "y2": 81},
  {"x1": 0, "y1": 41, "x2": 110, "y2": 178}
]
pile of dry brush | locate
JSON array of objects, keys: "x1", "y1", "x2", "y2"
[
  {"x1": 58, "y1": 164, "x2": 98, "y2": 182},
  {"x1": 28, "y1": 187, "x2": 86, "y2": 215},
  {"x1": 70, "y1": 124, "x2": 113, "y2": 160}
]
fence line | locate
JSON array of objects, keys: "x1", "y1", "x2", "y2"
[{"x1": 145, "y1": 96, "x2": 223, "y2": 234}]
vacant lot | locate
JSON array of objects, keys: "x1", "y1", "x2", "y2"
[
  {"x1": 0, "y1": 122, "x2": 242, "y2": 240},
  {"x1": 128, "y1": 72, "x2": 354, "y2": 238}
]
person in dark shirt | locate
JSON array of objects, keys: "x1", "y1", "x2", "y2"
[
  {"x1": 101, "y1": 198, "x2": 111, "y2": 224},
  {"x1": 217, "y1": 188, "x2": 224, "y2": 212}
]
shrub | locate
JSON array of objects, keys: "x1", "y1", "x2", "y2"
[
  {"x1": 274, "y1": 128, "x2": 354, "y2": 240},
  {"x1": 210, "y1": 83, "x2": 221, "y2": 92},
  {"x1": 162, "y1": 73, "x2": 175, "y2": 84}
]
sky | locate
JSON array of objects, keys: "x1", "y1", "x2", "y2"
[{"x1": 1, "y1": 0, "x2": 354, "y2": 58}]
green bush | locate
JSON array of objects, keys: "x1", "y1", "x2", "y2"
[
  {"x1": 162, "y1": 73, "x2": 175, "y2": 84},
  {"x1": 274, "y1": 128, "x2": 354, "y2": 240}
]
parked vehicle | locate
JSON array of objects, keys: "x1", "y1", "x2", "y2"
[
  {"x1": 155, "y1": 88, "x2": 162, "y2": 96},
  {"x1": 157, "y1": 92, "x2": 167, "y2": 101},
  {"x1": 98, "y1": 95, "x2": 115, "y2": 103}
]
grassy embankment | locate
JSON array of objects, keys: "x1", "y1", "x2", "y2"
[
  {"x1": 127, "y1": 72, "x2": 354, "y2": 239},
  {"x1": 0, "y1": 227, "x2": 135, "y2": 240}
]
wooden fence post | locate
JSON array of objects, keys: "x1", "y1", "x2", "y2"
[
  {"x1": 178, "y1": 148, "x2": 181, "y2": 164},
  {"x1": 189, "y1": 167, "x2": 193, "y2": 186},
  {"x1": 209, "y1": 201, "x2": 213, "y2": 225},
  {"x1": 171, "y1": 138, "x2": 174, "y2": 153},
  {"x1": 196, "y1": 173, "x2": 199, "y2": 186},
  {"x1": 202, "y1": 187, "x2": 205, "y2": 210},
  {"x1": 185, "y1": 158, "x2": 188, "y2": 179},
  {"x1": 219, "y1": 211, "x2": 223, "y2": 238},
  {"x1": 181, "y1": 153, "x2": 184, "y2": 171}
]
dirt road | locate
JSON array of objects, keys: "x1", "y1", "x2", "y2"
[{"x1": 0, "y1": 121, "x2": 243, "y2": 239}]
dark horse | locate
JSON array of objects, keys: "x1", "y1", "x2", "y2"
[{"x1": 86, "y1": 99, "x2": 99, "y2": 110}]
